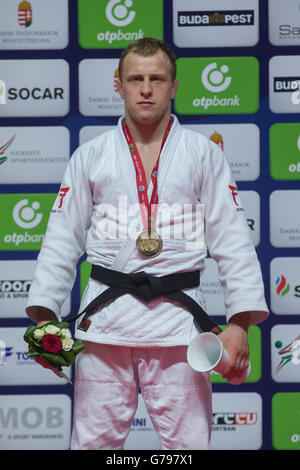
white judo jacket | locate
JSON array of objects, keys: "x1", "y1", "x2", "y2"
[{"x1": 26, "y1": 115, "x2": 269, "y2": 347}]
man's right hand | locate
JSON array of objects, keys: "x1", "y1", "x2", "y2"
[
  {"x1": 35, "y1": 307, "x2": 57, "y2": 327},
  {"x1": 37, "y1": 320, "x2": 51, "y2": 328}
]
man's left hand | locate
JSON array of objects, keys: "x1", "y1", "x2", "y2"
[{"x1": 217, "y1": 313, "x2": 251, "y2": 382}]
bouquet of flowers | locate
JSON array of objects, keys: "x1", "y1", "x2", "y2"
[{"x1": 24, "y1": 321, "x2": 84, "y2": 384}]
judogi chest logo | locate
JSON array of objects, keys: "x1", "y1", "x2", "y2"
[
  {"x1": 53, "y1": 186, "x2": 70, "y2": 214},
  {"x1": 228, "y1": 185, "x2": 239, "y2": 206}
]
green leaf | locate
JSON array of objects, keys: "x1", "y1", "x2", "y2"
[
  {"x1": 26, "y1": 350, "x2": 40, "y2": 358},
  {"x1": 61, "y1": 350, "x2": 75, "y2": 365},
  {"x1": 72, "y1": 341, "x2": 85, "y2": 355},
  {"x1": 41, "y1": 321, "x2": 69, "y2": 329},
  {"x1": 58, "y1": 322, "x2": 70, "y2": 329},
  {"x1": 24, "y1": 325, "x2": 37, "y2": 342},
  {"x1": 41, "y1": 352, "x2": 69, "y2": 367}
]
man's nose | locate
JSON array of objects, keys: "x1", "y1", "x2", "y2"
[{"x1": 141, "y1": 79, "x2": 152, "y2": 97}]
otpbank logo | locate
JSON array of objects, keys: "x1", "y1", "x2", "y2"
[
  {"x1": 270, "y1": 123, "x2": 300, "y2": 180},
  {"x1": 272, "y1": 393, "x2": 300, "y2": 450},
  {"x1": 78, "y1": 0, "x2": 163, "y2": 49},
  {"x1": 174, "y1": 57, "x2": 259, "y2": 115},
  {"x1": 0, "y1": 194, "x2": 56, "y2": 251}
]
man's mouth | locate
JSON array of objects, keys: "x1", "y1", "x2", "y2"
[{"x1": 138, "y1": 101, "x2": 154, "y2": 106}]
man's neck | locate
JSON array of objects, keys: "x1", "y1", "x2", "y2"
[{"x1": 124, "y1": 113, "x2": 172, "y2": 146}]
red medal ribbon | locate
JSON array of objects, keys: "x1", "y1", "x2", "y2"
[{"x1": 122, "y1": 118, "x2": 173, "y2": 233}]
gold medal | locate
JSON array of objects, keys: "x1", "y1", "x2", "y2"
[{"x1": 136, "y1": 229, "x2": 162, "y2": 258}]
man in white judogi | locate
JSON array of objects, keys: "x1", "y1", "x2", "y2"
[{"x1": 26, "y1": 38, "x2": 269, "y2": 450}]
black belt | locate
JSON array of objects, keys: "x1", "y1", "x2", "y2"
[{"x1": 68, "y1": 265, "x2": 222, "y2": 335}]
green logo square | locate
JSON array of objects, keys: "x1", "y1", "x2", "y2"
[
  {"x1": 272, "y1": 393, "x2": 300, "y2": 449},
  {"x1": 211, "y1": 325, "x2": 262, "y2": 384},
  {"x1": 270, "y1": 123, "x2": 300, "y2": 180},
  {"x1": 174, "y1": 57, "x2": 259, "y2": 115},
  {"x1": 0, "y1": 194, "x2": 56, "y2": 251},
  {"x1": 78, "y1": 0, "x2": 164, "y2": 49}
]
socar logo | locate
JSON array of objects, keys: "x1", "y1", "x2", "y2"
[{"x1": 275, "y1": 275, "x2": 290, "y2": 297}]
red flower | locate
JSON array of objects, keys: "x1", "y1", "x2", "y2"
[{"x1": 42, "y1": 334, "x2": 62, "y2": 354}]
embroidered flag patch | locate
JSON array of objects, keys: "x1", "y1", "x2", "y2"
[{"x1": 77, "y1": 318, "x2": 91, "y2": 332}]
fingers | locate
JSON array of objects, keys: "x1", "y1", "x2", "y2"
[{"x1": 221, "y1": 349, "x2": 249, "y2": 381}]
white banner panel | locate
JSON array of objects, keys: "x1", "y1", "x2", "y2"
[
  {"x1": 0, "y1": 260, "x2": 70, "y2": 318},
  {"x1": 200, "y1": 258, "x2": 226, "y2": 316},
  {"x1": 0, "y1": 0, "x2": 69, "y2": 50},
  {"x1": 184, "y1": 124, "x2": 260, "y2": 181},
  {"x1": 173, "y1": 0, "x2": 259, "y2": 47},
  {"x1": 0, "y1": 59, "x2": 69, "y2": 117},
  {"x1": 269, "y1": 0, "x2": 300, "y2": 46},
  {"x1": 270, "y1": 190, "x2": 300, "y2": 247},
  {"x1": 0, "y1": 126, "x2": 69, "y2": 184},
  {"x1": 0, "y1": 394, "x2": 71, "y2": 449},
  {"x1": 211, "y1": 392, "x2": 262, "y2": 449},
  {"x1": 271, "y1": 325, "x2": 300, "y2": 383},
  {"x1": 270, "y1": 258, "x2": 300, "y2": 315},
  {"x1": 79, "y1": 59, "x2": 124, "y2": 116},
  {"x1": 239, "y1": 190, "x2": 260, "y2": 247},
  {"x1": 269, "y1": 55, "x2": 300, "y2": 113},
  {"x1": 79, "y1": 126, "x2": 115, "y2": 145}
]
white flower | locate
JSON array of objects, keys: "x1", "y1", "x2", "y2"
[
  {"x1": 60, "y1": 328, "x2": 72, "y2": 339},
  {"x1": 45, "y1": 324, "x2": 60, "y2": 335},
  {"x1": 62, "y1": 338, "x2": 74, "y2": 351},
  {"x1": 34, "y1": 329, "x2": 45, "y2": 341}
]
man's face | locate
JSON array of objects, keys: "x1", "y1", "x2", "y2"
[{"x1": 117, "y1": 51, "x2": 178, "y2": 126}]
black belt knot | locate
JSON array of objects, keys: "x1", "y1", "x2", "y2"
[{"x1": 128, "y1": 271, "x2": 164, "y2": 301}]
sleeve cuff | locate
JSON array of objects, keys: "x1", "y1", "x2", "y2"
[
  {"x1": 26, "y1": 296, "x2": 62, "y2": 323},
  {"x1": 226, "y1": 306, "x2": 269, "y2": 326}
]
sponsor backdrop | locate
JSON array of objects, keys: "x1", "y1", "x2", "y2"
[{"x1": 0, "y1": 0, "x2": 299, "y2": 451}]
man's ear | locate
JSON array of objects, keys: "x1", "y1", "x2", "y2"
[
  {"x1": 170, "y1": 79, "x2": 179, "y2": 100},
  {"x1": 116, "y1": 78, "x2": 124, "y2": 99}
]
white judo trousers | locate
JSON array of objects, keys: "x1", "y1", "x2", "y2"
[{"x1": 70, "y1": 342, "x2": 212, "y2": 450}]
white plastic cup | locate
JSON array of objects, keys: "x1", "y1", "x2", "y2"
[{"x1": 187, "y1": 332, "x2": 251, "y2": 385}]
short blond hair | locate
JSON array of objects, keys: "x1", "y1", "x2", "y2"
[{"x1": 118, "y1": 37, "x2": 177, "y2": 82}]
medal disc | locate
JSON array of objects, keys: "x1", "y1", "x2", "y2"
[{"x1": 136, "y1": 230, "x2": 162, "y2": 257}]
